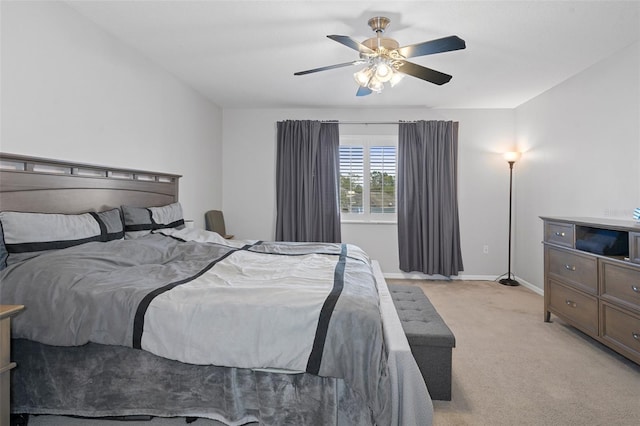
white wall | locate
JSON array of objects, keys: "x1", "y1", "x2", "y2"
[
  {"x1": 222, "y1": 108, "x2": 515, "y2": 277},
  {"x1": 514, "y1": 41, "x2": 640, "y2": 291},
  {"x1": 5, "y1": 1, "x2": 636, "y2": 287},
  {"x1": 0, "y1": 1, "x2": 223, "y2": 228}
]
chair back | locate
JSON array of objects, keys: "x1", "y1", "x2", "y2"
[{"x1": 205, "y1": 210, "x2": 230, "y2": 238}]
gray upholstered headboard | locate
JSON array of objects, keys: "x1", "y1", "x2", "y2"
[{"x1": 0, "y1": 153, "x2": 181, "y2": 214}]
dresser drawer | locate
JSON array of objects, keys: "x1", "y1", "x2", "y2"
[
  {"x1": 600, "y1": 259, "x2": 640, "y2": 312},
  {"x1": 600, "y1": 302, "x2": 640, "y2": 364},
  {"x1": 544, "y1": 222, "x2": 574, "y2": 247},
  {"x1": 630, "y1": 232, "x2": 640, "y2": 264},
  {"x1": 548, "y1": 279, "x2": 598, "y2": 334},
  {"x1": 546, "y1": 246, "x2": 598, "y2": 294}
]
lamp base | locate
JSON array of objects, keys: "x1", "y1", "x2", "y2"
[{"x1": 499, "y1": 277, "x2": 520, "y2": 286}]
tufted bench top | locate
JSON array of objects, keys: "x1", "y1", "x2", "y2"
[{"x1": 388, "y1": 284, "x2": 456, "y2": 348}]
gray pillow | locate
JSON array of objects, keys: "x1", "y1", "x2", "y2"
[
  {"x1": 121, "y1": 202, "x2": 184, "y2": 239},
  {"x1": 0, "y1": 208, "x2": 124, "y2": 267}
]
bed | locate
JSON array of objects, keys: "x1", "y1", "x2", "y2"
[{"x1": 0, "y1": 153, "x2": 432, "y2": 425}]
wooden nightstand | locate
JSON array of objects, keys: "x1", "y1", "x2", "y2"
[{"x1": 1, "y1": 305, "x2": 24, "y2": 426}]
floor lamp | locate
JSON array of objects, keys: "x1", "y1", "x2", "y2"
[{"x1": 499, "y1": 151, "x2": 521, "y2": 286}]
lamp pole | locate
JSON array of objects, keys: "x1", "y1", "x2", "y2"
[{"x1": 500, "y1": 153, "x2": 520, "y2": 286}]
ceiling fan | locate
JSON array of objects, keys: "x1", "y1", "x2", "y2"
[{"x1": 294, "y1": 16, "x2": 466, "y2": 96}]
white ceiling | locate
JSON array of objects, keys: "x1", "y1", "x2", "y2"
[{"x1": 66, "y1": 0, "x2": 640, "y2": 109}]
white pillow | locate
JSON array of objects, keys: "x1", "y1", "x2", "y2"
[{"x1": 0, "y1": 208, "x2": 124, "y2": 268}]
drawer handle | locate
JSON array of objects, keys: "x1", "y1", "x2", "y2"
[
  {"x1": 633, "y1": 332, "x2": 639, "y2": 341},
  {"x1": 565, "y1": 299, "x2": 577, "y2": 308},
  {"x1": 564, "y1": 264, "x2": 576, "y2": 271},
  {"x1": 632, "y1": 285, "x2": 640, "y2": 293},
  {"x1": 555, "y1": 231, "x2": 566, "y2": 237}
]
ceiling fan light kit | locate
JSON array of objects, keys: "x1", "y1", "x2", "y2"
[
  {"x1": 354, "y1": 57, "x2": 400, "y2": 93},
  {"x1": 294, "y1": 16, "x2": 466, "y2": 97}
]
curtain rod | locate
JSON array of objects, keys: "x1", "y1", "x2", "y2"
[
  {"x1": 337, "y1": 121, "x2": 404, "y2": 125},
  {"x1": 336, "y1": 120, "x2": 457, "y2": 125}
]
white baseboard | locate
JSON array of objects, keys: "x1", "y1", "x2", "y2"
[
  {"x1": 512, "y1": 276, "x2": 544, "y2": 296},
  {"x1": 383, "y1": 272, "x2": 544, "y2": 296},
  {"x1": 384, "y1": 272, "x2": 497, "y2": 281}
]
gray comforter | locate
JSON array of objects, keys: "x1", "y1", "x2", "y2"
[{"x1": 0, "y1": 230, "x2": 391, "y2": 424}]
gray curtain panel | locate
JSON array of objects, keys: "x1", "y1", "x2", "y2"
[
  {"x1": 397, "y1": 120, "x2": 464, "y2": 276},
  {"x1": 276, "y1": 120, "x2": 341, "y2": 243}
]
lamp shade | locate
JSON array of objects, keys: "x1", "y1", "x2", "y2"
[
  {"x1": 367, "y1": 76, "x2": 384, "y2": 92},
  {"x1": 503, "y1": 151, "x2": 521, "y2": 163},
  {"x1": 389, "y1": 72, "x2": 405, "y2": 87},
  {"x1": 354, "y1": 67, "x2": 373, "y2": 87}
]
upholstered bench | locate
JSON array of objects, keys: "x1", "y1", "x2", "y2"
[{"x1": 388, "y1": 284, "x2": 456, "y2": 401}]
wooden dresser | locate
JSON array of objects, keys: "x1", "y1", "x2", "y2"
[
  {"x1": 1, "y1": 305, "x2": 24, "y2": 426},
  {"x1": 542, "y1": 217, "x2": 640, "y2": 365}
]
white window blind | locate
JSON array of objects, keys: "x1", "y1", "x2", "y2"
[
  {"x1": 339, "y1": 146, "x2": 364, "y2": 213},
  {"x1": 369, "y1": 146, "x2": 396, "y2": 214},
  {"x1": 339, "y1": 135, "x2": 397, "y2": 221}
]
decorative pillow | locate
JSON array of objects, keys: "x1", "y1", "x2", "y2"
[
  {"x1": 0, "y1": 208, "x2": 124, "y2": 268},
  {"x1": 121, "y1": 202, "x2": 184, "y2": 239}
]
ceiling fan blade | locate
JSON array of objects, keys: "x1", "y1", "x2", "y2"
[
  {"x1": 396, "y1": 60, "x2": 453, "y2": 85},
  {"x1": 327, "y1": 35, "x2": 376, "y2": 55},
  {"x1": 356, "y1": 86, "x2": 373, "y2": 97},
  {"x1": 396, "y1": 35, "x2": 466, "y2": 58},
  {"x1": 294, "y1": 60, "x2": 365, "y2": 76}
]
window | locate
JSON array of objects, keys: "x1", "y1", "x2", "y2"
[{"x1": 339, "y1": 135, "x2": 397, "y2": 221}]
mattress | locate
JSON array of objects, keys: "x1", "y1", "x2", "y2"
[{"x1": 2, "y1": 228, "x2": 432, "y2": 424}]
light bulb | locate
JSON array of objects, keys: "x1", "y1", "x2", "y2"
[{"x1": 375, "y1": 62, "x2": 393, "y2": 83}]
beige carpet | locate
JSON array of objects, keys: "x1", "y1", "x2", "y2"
[
  {"x1": 25, "y1": 280, "x2": 640, "y2": 426},
  {"x1": 391, "y1": 279, "x2": 640, "y2": 426}
]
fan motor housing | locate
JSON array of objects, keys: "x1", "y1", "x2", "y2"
[{"x1": 362, "y1": 37, "x2": 400, "y2": 51}]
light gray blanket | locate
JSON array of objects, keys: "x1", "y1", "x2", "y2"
[{"x1": 0, "y1": 231, "x2": 391, "y2": 424}]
